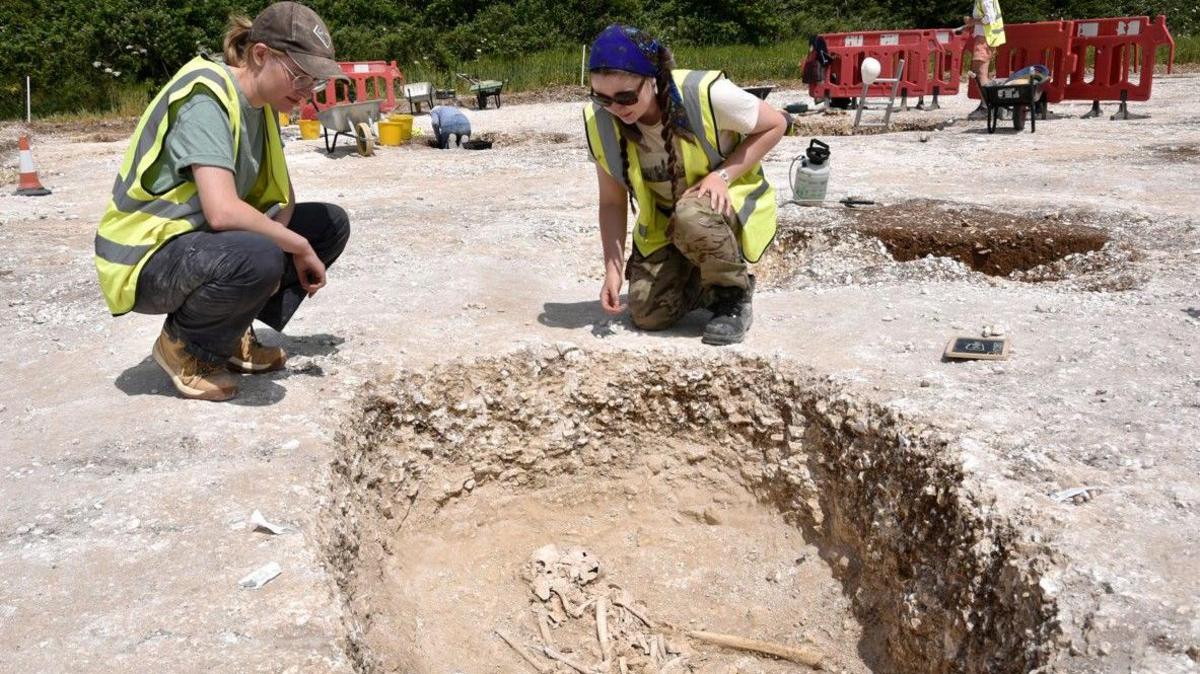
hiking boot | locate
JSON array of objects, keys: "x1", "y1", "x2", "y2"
[
  {"x1": 966, "y1": 104, "x2": 989, "y2": 121},
  {"x1": 227, "y1": 327, "x2": 287, "y2": 374},
  {"x1": 151, "y1": 330, "x2": 239, "y2": 401},
  {"x1": 702, "y1": 282, "x2": 754, "y2": 346}
]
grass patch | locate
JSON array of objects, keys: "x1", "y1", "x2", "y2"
[
  {"x1": 404, "y1": 39, "x2": 812, "y2": 93},
  {"x1": 1172, "y1": 34, "x2": 1200, "y2": 65}
]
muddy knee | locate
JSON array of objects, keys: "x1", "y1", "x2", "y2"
[
  {"x1": 670, "y1": 195, "x2": 728, "y2": 242},
  {"x1": 630, "y1": 301, "x2": 682, "y2": 331}
]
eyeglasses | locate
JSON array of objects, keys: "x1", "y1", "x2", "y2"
[
  {"x1": 274, "y1": 53, "x2": 327, "y2": 94},
  {"x1": 589, "y1": 79, "x2": 649, "y2": 108}
]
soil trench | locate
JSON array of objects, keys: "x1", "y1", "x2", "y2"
[
  {"x1": 755, "y1": 200, "x2": 1128, "y2": 290},
  {"x1": 322, "y1": 348, "x2": 1059, "y2": 674}
]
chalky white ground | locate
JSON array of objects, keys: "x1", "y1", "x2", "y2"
[{"x1": 0, "y1": 75, "x2": 1198, "y2": 672}]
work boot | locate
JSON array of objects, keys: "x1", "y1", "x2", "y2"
[
  {"x1": 227, "y1": 327, "x2": 287, "y2": 374},
  {"x1": 702, "y1": 281, "x2": 754, "y2": 346},
  {"x1": 966, "y1": 103, "x2": 989, "y2": 121},
  {"x1": 151, "y1": 330, "x2": 239, "y2": 401}
]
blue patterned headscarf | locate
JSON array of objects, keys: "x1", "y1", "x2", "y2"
[
  {"x1": 588, "y1": 24, "x2": 691, "y2": 134},
  {"x1": 588, "y1": 24, "x2": 660, "y2": 76}
]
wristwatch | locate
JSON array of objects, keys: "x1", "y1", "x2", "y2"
[{"x1": 717, "y1": 168, "x2": 730, "y2": 184}]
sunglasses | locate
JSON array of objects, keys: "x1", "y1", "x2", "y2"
[
  {"x1": 274, "y1": 53, "x2": 327, "y2": 94},
  {"x1": 589, "y1": 79, "x2": 649, "y2": 108}
]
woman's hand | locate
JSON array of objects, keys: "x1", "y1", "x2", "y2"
[
  {"x1": 600, "y1": 267, "x2": 625, "y2": 315},
  {"x1": 294, "y1": 247, "x2": 327, "y2": 297},
  {"x1": 683, "y1": 172, "x2": 733, "y2": 217}
]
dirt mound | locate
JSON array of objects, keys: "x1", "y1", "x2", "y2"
[
  {"x1": 479, "y1": 130, "x2": 578, "y2": 147},
  {"x1": 1150, "y1": 143, "x2": 1200, "y2": 162},
  {"x1": 756, "y1": 200, "x2": 1135, "y2": 290},
  {"x1": 789, "y1": 112, "x2": 956, "y2": 136},
  {"x1": 322, "y1": 347, "x2": 1059, "y2": 674},
  {"x1": 850, "y1": 200, "x2": 1110, "y2": 276}
]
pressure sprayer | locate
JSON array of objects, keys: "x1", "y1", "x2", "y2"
[{"x1": 789, "y1": 139, "x2": 831, "y2": 205}]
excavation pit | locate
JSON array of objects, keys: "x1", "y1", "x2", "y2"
[
  {"x1": 323, "y1": 348, "x2": 1059, "y2": 674},
  {"x1": 758, "y1": 200, "x2": 1121, "y2": 289}
]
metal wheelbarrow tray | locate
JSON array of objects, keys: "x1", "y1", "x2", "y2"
[
  {"x1": 980, "y1": 66, "x2": 1051, "y2": 134},
  {"x1": 457, "y1": 73, "x2": 505, "y2": 109},
  {"x1": 316, "y1": 99, "x2": 384, "y2": 154}
]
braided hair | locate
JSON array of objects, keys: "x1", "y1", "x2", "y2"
[{"x1": 596, "y1": 43, "x2": 693, "y2": 215}]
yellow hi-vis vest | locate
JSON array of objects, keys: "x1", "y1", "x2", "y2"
[
  {"x1": 976, "y1": 0, "x2": 1006, "y2": 47},
  {"x1": 583, "y1": 69, "x2": 777, "y2": 263},
  {"x1": 94, "y1": 56, "x2": 291, "y2": 316}
]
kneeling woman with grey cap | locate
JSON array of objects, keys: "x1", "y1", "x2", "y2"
[{"x1": 94, "y1": 2, "x2": 352, "y2": 401}]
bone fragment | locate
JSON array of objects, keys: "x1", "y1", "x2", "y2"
[
  {"x1": 687, "y1": 630, "x2": 824, "y2": 669},
  {"x1": 635, "y1": 632, "x2": 651, "y2": 653},
  {"x1": 661, "y1": 655, "x2": 688, "y2": 673},
  {"x1": 612, "y1": 594, "x2": 654, "y2": 628},
  {"x1": 543, "y1": 646, "x2": 592, "y2": 674},
  {"x1": 536, "y1": 610, "x2": 556, "y2": 648},
  {"x1": 494, "y1": 629, "x2": 549, "y2": 673},
  {"x1": 619, "y1": 656, "x2": 629, "y2": 674},
  {"x1": 596, "y1": 596, "x2": 610, "y2": 657}
]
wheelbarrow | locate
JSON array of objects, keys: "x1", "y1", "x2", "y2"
[
  {"x1": 980, "y1": 65, "x2": 1050, "y2": 134},
  {"x1": 316, "y1": 99, "x2": 383, "y2": 155},
  {"x1": 456, "y1": 73, "x2": 504, "y2": 109}
]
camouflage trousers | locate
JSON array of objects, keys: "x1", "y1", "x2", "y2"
[{"x1": 626, "y1": 195, "x2": 751, "y2": 330}]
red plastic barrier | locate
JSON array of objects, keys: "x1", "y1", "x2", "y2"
[
  {"x1": 1063, "y1": 15, "x2": 1174, "y2": 104},
  {"x1": 930, "y1": 29, "x2": 972, "y2": 97},
  {"x1": 968, "y1": 21, "x2": 1078, "y2": 103},
  {"x1": 299, "y1": 60, "x2": 407, "y2": 120},
  {"x1": 806, "y1": 29, "x2": 939, "y2": 102}
]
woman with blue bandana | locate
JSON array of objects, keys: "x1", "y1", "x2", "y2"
[{"x1": 583, "y1": 25, "x2": 786, "y2": 345}]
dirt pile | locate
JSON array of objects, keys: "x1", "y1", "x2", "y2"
[{"x1": 756, "y1": 200, "x2": 1145, "y2": 291}]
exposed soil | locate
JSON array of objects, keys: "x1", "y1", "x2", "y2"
[
  {"x1": 848, "y1": 200, "x2": 1110, "y2": 277},
  {"x1": 754, "y1": 201, "x2": 1138, "y2": 292},
  {"x1": 2, "y1": 78, "x2": 1199, "y2": 674},
  {"x1": 788, "y1": 112, "x2": 957, "y2": 137},
  {"x1": 324, "y1": 349, "x2": 1057, "y2": 674},
  {"x1": 1150, "y1": 143, "x2": 1200, "y2": 162}
]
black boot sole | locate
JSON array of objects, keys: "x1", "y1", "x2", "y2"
[{"x1": 701, "y1": 331, "x2": 746, "y2": 346}]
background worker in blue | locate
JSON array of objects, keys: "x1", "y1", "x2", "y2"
[{"x1": 429, "y1": 105, "x2": 472, "y2": 149}]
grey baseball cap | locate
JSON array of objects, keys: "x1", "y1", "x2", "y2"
[{"x1": 249, "y1": 1, "x2": 349, "y2": 81}]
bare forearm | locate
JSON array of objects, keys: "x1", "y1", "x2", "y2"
[
  {"x1": 273, "y1": 184, "x2": 296, "y2": 227},
  {"x1": 210, "y1": 200, "x2": 308, "y2": 254},
  {"x1": 718, "y1": 125, "x2": 786, "y2": 182},
  {"x1": 599, "y1": 202, "x2": 628, "y2": 275}
]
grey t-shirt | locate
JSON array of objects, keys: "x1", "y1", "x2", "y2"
[{"x1": 145, "y1": 63, "x2": 265, "y2": 199}]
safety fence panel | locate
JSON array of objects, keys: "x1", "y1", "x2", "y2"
[
  {"x1": 300, "y1": 60, "x2": 407, "y2": 120},
  {"x1": 806, "y1": 30, "x2": 939, "y2": 101},
  {"x1": 1063, "y1": 15, "x2": 1174, "y2": 103},
  {"x1": 968, "y1": 21, "x2": 1077, "y2": 103},
  {"x1": 930, "y1": 29, "x2": 972, "y2": 96}
]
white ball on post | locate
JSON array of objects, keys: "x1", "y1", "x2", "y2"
[{"x1": 860, "y1": 57, "x2": 882, "y2": 86}]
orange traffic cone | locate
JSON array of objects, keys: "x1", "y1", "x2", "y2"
[{"x1": 15, "y1": 134, "x2": 51, "y2": 197}]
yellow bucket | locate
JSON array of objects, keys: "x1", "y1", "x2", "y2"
[
  {"x1": 378, "y1": 121, "x2": 403, "y2": 146},
  {"x1": 387, "y1": 113, "x2": 414, "y2": 142},
  {"x1": 278, "y1": 112, "x2": 290, "y2": 126},
  {"x1": 298, "y1": 119, "x2": 321, "y2": 140}
]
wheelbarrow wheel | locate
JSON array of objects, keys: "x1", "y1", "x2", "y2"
[{"x1": 354, "y1": 121, "x2": 375, "y2": 157}]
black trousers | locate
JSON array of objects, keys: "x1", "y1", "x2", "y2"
[{"x1": 132, "y1": 202, "x2": 350, "y2": 363}]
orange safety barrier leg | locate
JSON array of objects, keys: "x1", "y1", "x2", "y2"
[{"x1": 1111, "y1": 90, "x2": 1150, "y2": 120}]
